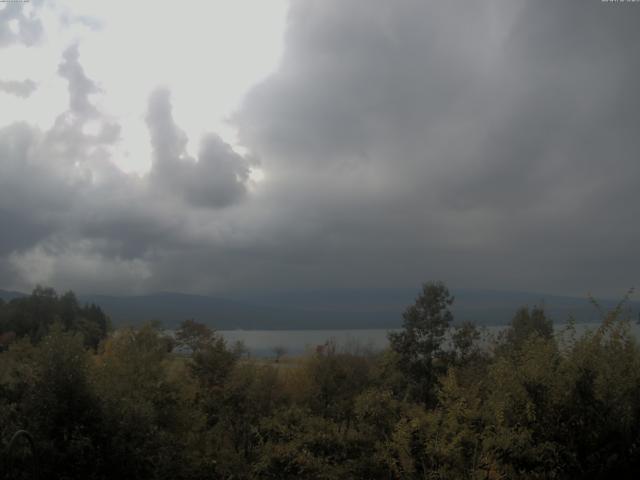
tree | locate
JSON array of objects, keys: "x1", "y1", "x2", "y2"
[
  {"x1": 175, "y1": 319, "x2": 241, "y2": 391},
  {"x1": 272, "y1": 345, "x2": 287, "y2": 363},
  {"x1": 25, "y1": 324, "x2": 103, "y2": 478},
  {"x1": 93, "y1": 322, "x2": 201, "y2": 479},
  {"x1": 451, "y1": 321, "x2": 481, "y2": 363},
  {"x1": 175, "y1": 318, "x2": 214, "y2": 352},
  {"x1": 503, "y1": 305, "x2": 553, "y2": 351},
  {"x1": 0, "y1": 287, "x2": 110, "y2": 348},
  {"x1": 211, "y1": 363, "x2": 284, "y2": 477},
  {"x1": 388, "y1": 281, "x2": 454, "y2": 405}
]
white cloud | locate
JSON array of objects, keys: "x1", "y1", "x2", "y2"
[{"x1": 0, "y1": 0, "x2": 287, "y2": 174}]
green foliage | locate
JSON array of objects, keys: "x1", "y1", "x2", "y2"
[
  {"x1": 0, "y1": 286, "x2": 110, "y2": 348},
  {"x1": 0, "y1": 338, "x2": 37, "y2": 459},
  {"x1": 2, "y1": 282, "x2": 640, "y2": 479},
  {"x1": 451, "y1": 321, "x2": 482, "y2": 362},
  {"x1": 209, "y1": 363, "x2": 285, "y2": 478},
  {"x1": 190, "y1": 332, "x2": 240, "y2": 390},
  {"x1": 295, "y1": 345, "x2": 372, "y2": 422},
  {"x1": 388, "y1": 281, "x2": 455, "y2": 405},
  {"x1": 27, "y1": 324, "x2": 104, "y2": 478},
  {"x1": 175, "y1": 318, "x2": 215, "y2": 352},
  {"x1": 503, "y1": 305, "x2": 554, "y2": 352},
  {"x1": 92, "y1": 323, "x2": 202, "y2": 479},
  {"x1": 0, "y1": 325, "x2": 104, "y2": 478}
]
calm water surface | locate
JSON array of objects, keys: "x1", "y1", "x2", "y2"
[{"x1": 219, "y1": 322, "x2": 640, "y2": 357}]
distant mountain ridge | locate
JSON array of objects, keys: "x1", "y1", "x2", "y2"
[
  {"x1": 0, "y1": 289, "x2": 26, "y2": 301},
  {"x1": 1, "y1": 288, "x2": 638, "y2": 330},
  {"x1": 229, "y1": 288, "x2": 640, "y2": 328}
]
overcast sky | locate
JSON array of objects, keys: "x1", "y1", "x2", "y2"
[{"x1": 0, "y1": 0, "x2": 638, "y2": 297}]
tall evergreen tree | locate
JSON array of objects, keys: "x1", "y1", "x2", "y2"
[{"x1": 388, "y1": 281, "x2": 454, "y2": 405}]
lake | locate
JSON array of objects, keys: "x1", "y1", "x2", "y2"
[{"x1": 219, "y1": 322, "x2": 640, "y2": 357}]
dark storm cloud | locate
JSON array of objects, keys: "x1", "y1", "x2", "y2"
[
  {"x1": 1, "y1": 0, "x2": 639, "y2": 297},
  {"x1": 0, "y1": 79, "x2": 37, "y2": 98},
  {"x1": 232, "y1": 0, "x2": 640, "y2": 295},
  {"x1": 146, "y1": 88, "x2": 251, "y2": 208},
  {"x1": 0, "y1": 122, "x2": 76, "y2": 256}
]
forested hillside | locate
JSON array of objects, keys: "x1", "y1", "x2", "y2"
[{"x1": 1, "y1": 283, "x2": 640, "y2": 479}]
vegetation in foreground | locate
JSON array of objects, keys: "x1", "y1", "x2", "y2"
[{"x1": 1, "y1": 282, "x2": 639, "y2": 479}]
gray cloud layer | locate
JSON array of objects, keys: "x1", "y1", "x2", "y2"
[
  {"x1": 0, "y1": 0, "x2": 43, "y2": 47},
  {"x1": 0, "y1": 78, "x2": 37, "y2": 98},
  {"x1": 146, "y1": 88, "x2": 251, "y2": 208},
  {"x1": 234, "y1": 0, "x2": 640, "y2": 296},
  {"x1": 0, "y1": 0, "x2": 639, "y2": 297}
]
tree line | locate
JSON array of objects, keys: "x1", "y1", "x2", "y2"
[{"x1": 1, "y1": 282, "x2": 639, "y2": 479}]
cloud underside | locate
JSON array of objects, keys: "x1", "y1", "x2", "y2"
[
  {"x1": 0, "y1": 78, "x2": 38, "y2": 98},
  {"x1": 1, "y1": 0, "x2": 639, "y2": 296}
]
